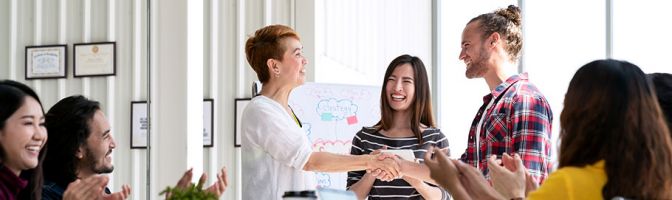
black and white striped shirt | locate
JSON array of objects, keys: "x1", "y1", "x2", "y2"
[{"x1": 347, "y1": 127, "x2": 450, "y2": 200}]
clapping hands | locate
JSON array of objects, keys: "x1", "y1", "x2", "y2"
[
  {"x1": 423, "y1": 145, "x2": 538, "y2": 200},
  {"x1": 103, "y1": 184, "x2": 131, "y2": 200},
  {"x1": 63, "y1": 175, "x2": 109, "y2": 200},
  {"x1": 63, "y1": 175, "x2": 131, "y2": 200},
  {"x1": 424, "y1": 146, "x2": 506, "y2": 200},
  {"x1": 488, "y1": 153, "x2": 537, "y2": 199}
]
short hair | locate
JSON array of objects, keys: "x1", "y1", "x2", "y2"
[
  {"x1": 0, "y1": 80, "x2": 45, "y2": 200},
  {"x1": 43, "y1": 95, "x2": 101, "y2": 188},
  {"x1": 468, "y1": 5, "x2": 522, "y2": 62},
  {"x1": 649, "y1": 73, "x2": 672, "y2": 130},
  {"x1": 375, "y1": 55, "x2": 435, "y2": 144},
  {"x1": 245, "y1": 24, "x2": 300, "y2": 83}
]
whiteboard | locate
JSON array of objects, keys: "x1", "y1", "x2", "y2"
[{"x1": 289, "y1": 82, "x2": 381, "y2": 190}]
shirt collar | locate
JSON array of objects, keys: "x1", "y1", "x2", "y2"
[
  {"x1": 0, "y1": 165, "x2": 28, "y2": 195},
  {"x1": 484, "y1": 73, "x2": 529, "y2": 100}
]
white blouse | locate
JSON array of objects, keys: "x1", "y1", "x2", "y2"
[{"x1": 241, "y1": 95, "x2": 315, "y2": 200}]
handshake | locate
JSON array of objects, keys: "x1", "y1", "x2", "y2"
[{"x1": 364, "y1": 148, "x2": 413, "y2": 182}]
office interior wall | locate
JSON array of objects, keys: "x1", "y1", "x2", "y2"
[
  {"x1": 0, "y1": 0, "x2": 307, "y2": 199},
  {"x1": 0, "y1": 0, "x2": 149, "y2": 198}
]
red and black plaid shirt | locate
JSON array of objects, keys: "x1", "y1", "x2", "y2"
[{"x1": 459, "y1": 73, "x2": 553, "y2": 183}]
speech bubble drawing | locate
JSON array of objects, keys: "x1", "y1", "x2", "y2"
[{"x1": 316, "y1": 99, "x2": 358, "y2": 121}]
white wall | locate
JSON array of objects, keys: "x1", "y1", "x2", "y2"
[
  {"x1": 0, "y1": 0, "x2": 308, "y2": 199},
  {"x1": 314, "y1": 0, "x2": 432, "y2": 87},
  {"x1": 0, "y1": 0, "x2": 149, "y2": 197}
]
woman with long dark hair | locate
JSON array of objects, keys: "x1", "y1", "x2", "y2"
[
  {"x1": 1, "y1": 80, "x2": 110, "y2": 200},
  {"x1": 347, "y1": 55, "x2": 449, "y2": 200},
  {"x1": 0, "y1": 80, "x2": 47, "y2": 200}
]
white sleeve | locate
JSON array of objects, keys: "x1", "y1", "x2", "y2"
[{"x1": 242, "y1": 101, "x2": 313, "y2": 170}]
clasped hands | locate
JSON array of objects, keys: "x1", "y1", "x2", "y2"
[{"x1": 365, "y1": 147, "x2": 406, "y2": 182}]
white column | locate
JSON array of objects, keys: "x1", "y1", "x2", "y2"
[
  {"x1": 149, "y1": 0, "x2": 158, "y2": 198},
  {"x1": 132, "y1": 0, "x2": 143, "y2": 198},
  {"x1": 294, "y1": 0, "x2": 316, "y2": 82},
  {"x1": 152, "y1": 0, "x2": 204, "y2": 198},
  {"x1": 236, "y1": 0, "x2": 246, "y2": 98},
  {"x1": 235, "y1": 0, "x2": 246, "y2": 199},
  {"x1": 208, "y1": 0, "x2": 219, "y2": 189},
  {"x1": 186, "y1": 0, "x2": 205, "y2": 181},
  {"x1": 57, "y1": 0, "x2": 67, "y2": 99},
  {"x1": 32, "y1": 0, "x2": 42, "y2": 94},
  {"x1": 9, "y1": 0, "x2": 17, "y2": 80},
  {"x1": 263, "y1": 0, "x2": 272, "y2": 25},
  {"x1": 82, "y1": 0, "x2": 91, "y2": 96},
  {"x1": 106, "y1": 0, "x2": 117, "y2": 190},
  {"x1": 431, "y1": 0, "x2": 442, "y2": 124},
  {"x1": 290, "y1": 0, "x2": 296, "y2": 27}
]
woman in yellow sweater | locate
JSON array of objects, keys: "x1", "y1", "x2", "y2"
[{"x1": 424, "y1": 59, "x2": 672, "y2": 199}]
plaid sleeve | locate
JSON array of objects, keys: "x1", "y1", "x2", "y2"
[
  {"x1": 347, "y1": 131, "x2": 367, "y2": 189},
  {"x1": 511, "y1": 94, "x2": 553, "y2": 183}
]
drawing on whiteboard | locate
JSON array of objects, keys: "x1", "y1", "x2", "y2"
[
  {"x1": 316, "y1": 99, "x2": 359, "y2": 124},
  {"x1": 312, "y1": 138, "x2": 352, "y2": 154},
  {"x1": 290, "y1": 82, "x2": 381, "y2": 190}
]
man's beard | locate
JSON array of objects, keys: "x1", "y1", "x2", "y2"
[
  {"x1": 465, "y1": 46, "x2": 490, "y2": 79},
  {"x1": 83, "y1": 147, "x2": 114, "y2": 174}
]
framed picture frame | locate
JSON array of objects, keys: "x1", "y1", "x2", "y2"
[
  {"x1": 25, "y1": 45, "x2": 67, "y2": 79},
  {"x1": 234, "y1": 98, "x2": 251, "y2": 147},
  {"x1": 130, "y1": 101, "x2": 148, "y2": 149},
  {"x1": 203, "y1": 99, "x2": 214, "y2": 147},
  {"x1": 73, "y1": 42, "x2": 116, "y2": 77}
]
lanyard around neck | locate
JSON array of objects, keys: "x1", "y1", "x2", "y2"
[{"x1": 288, "y1": 106, "x2": 302, "y2": 128}]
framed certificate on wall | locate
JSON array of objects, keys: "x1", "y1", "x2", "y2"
[
  {"x1": 203, "y1": 99, "x2": 214, "y2": 147},
  {"x1": 25, "y1": 45, "x2": 67, "y2": 79},
  {"x1": 73, "y1": 42, "x2": 116, "y2": 77},
  {"x1": 234, "y1": 98, "x2": 251, "y2": 147},
  {"x1": 130, "y1": 101, "x2": 148, "y2": 149}
]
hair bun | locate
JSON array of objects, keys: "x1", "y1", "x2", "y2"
[{"x1": 495, "y1": 5, "x2": 521, "y2": 26}]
